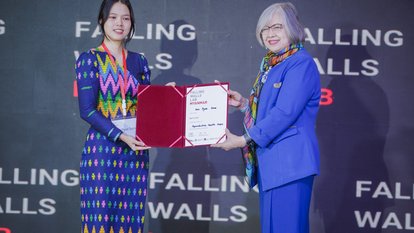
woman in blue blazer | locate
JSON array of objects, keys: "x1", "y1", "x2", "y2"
[{"x1": 212, "y1": 2, "x2": 321, "y2": 233}]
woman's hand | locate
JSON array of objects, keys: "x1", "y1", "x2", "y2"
[
  {"x1": 165, "y1": 82, "x2": 176, "y2": 86},
  {"x1": 214, "y1": 80, "x2": 247, "y2": 109},
  {"x1": 228, "y1": 89, "x2": 247, "y2": 108},
  {"x1": 120, "y1": 134, "x2": 151, "y2": 151},
  {"x1": 211, "y1": 129, "x2": 247, "y2": 151}
]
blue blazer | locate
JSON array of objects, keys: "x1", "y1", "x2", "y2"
[{"x1": 248, "y1": 49, "x2": 321, "y2": 191}]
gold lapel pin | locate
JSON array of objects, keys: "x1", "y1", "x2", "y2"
[{"x1": 273, "y1": 82, "x2": 282, "y2": 88}]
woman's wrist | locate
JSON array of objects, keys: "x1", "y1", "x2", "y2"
[
  {"x1": 243, "y1": 133, "x2": 252, "y2": 143},
  {"x1": 239, "y1": 97, "x2": 249, "y2": 112},
  {"x1": 119, "y1": 133, "x2": 128, "y2": 142},
  {"x1": 243, "y1": 133, "x2": 253, "y2": 146}
]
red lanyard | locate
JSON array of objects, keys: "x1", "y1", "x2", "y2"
[{"x1": 101, "y1": 42, "x2": 128, "y2": 116}]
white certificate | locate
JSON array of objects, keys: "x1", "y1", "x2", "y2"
[{"x1": 184, "y1": 84, "x2": 228, "y2": 146}]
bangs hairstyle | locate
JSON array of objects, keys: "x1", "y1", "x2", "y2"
[
  {"x1": 256, "y1": 2, "x2": 305, "y2": 47},
  {"x1": 98, "y1": 0, "x2": 136, "y2": 43}
]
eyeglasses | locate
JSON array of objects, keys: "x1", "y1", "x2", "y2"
[{"x1": 260, "y1": 24, "x2": 283, "y2": 37}]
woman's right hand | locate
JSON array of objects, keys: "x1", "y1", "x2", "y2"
[
  {"x1": 120, "y1": 134, "x2": 151, "y2": 151},
  {"x1": 228, "y1": 89, "x2": 246, "y2": 108}
]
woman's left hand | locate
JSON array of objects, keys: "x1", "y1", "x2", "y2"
[
  {"x1": 211, "y1": 129, "x2": 247, "y2": 151},
  {"x1": 119, "y1": 134, "x2": 151, "y2": 151}
]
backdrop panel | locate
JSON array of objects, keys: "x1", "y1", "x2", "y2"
[{"x1": 0, "y1": 0, "x2": 413, "y2": 233}]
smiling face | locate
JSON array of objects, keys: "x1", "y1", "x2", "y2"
[
  {"x1": 261, "y1": 12, "x2": 290, "y2": 53},
  {"x1": 103, "y1": 2, "x2": 132, "y2": 43}
]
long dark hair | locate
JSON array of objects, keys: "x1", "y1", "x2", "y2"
[{"x1": 98, "y1": 0, "x2": 135, "y2": 44}]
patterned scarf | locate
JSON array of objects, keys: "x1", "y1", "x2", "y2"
[{"x1": 242, "y1": 43, "x2": 303, "y2": 188}]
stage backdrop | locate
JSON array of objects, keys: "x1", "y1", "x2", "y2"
[{"x1": 1, "y1": 0, "x2": 413, "y2": 233}]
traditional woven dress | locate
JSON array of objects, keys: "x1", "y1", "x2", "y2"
[{"x1": 75, "y1": 48, "x2": 150, "y2": 233}]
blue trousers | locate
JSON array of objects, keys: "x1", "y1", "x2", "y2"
[{"x1": 259, "y1": 176, "x2": 314, "y2": 233}]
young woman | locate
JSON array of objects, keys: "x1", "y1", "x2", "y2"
[
  {"x1": 75, "y1": 1, "x2": 151, "y2": 232},
  {"x1": 212, "y1": 2, "x2": 321, "y2": 233}
]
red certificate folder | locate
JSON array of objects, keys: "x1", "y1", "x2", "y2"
[{"x1": 136, "y1": 82, "x2": 229, "y2": 148}]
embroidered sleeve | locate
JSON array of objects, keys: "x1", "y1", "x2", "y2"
[{"x1": 75, "y1": 50, "x2": 123, "y2": 142}]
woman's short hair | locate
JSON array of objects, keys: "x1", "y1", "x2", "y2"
[
  {"x1": 98, "y1": 0, "x2": 135, "y2": 43},
  {"x1": 256, "y1": 2, "x2": 305, "y2": 47}
]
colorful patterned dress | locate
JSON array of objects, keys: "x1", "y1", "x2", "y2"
[{"x1": 75, "y1": 48, "x2": 151, "y2": 233}]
